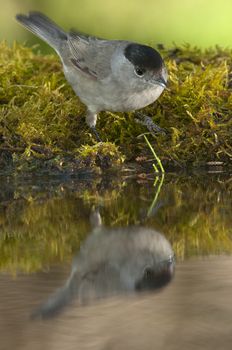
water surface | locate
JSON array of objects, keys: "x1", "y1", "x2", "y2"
[{"x1": 0, "y1": 173, "x2": 232, "y2": 349}]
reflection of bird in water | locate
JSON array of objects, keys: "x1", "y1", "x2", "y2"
[{"x1": 32, "y1": 212, "x2": 174, "y2": 319}]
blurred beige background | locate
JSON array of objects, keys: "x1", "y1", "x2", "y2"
[{"x1": 1, "y1": 0, "x2": 232, "y2": 52}]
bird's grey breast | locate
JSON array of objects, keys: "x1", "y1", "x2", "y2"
[{"x1": 119, "y1": 84, "x2": 164, "y2": 111}]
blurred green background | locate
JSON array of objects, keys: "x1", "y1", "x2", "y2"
[{"x1": 1, "y1": 0, "x2": 232, "y2": 52}]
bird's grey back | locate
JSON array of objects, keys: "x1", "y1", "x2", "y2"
[
  {"x1": 16, "y1": 12, "x2": 119, "y2": 80},
  {"x1": 67, "y1": 31, "x2": 121, "y2": 80}
]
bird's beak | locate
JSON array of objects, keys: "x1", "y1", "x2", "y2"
[{"x1": 152, "y1": 76, "x2": 167, "y2": 88}]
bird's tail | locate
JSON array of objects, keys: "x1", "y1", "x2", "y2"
[
  {"x1": 16, "y1": 12, "x2": 67, "y2": 53},
  {"x1": 31, "y1": 273, "x2": 79, "y2": 319}
]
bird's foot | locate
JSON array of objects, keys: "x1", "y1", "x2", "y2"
[
  {"x1": 135, "y1": 113, "x2": 167, "y2": 135},
  {"x1": 90, "y1": 126, "x2": 102, "y2": 142}
]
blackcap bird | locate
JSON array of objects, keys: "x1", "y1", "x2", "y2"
[
  {"x1": 31, "y1": 222, "x2": 174, "y2": 319},
  {"x1": 16, "y1": 12, "x2": 168, "y2": 141}
]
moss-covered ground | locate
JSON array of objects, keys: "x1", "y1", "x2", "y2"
[{"x1": 1, "y1": 41, "x2": 232, "y2": 174}]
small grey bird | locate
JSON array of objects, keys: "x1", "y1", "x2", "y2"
[
  {"x1": 16, "y1": 12, "x2": 167, "y2": 140},
  {"x1": 31, "y1": 220, "x2": 174, "y2": 319}
]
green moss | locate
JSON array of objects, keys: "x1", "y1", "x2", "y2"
[
  {"x1": 77, "y1": 142, "x2": 125, "y2": 169},
  {"x1": 1, "y1": 41, "x2": 232, "y2": 173}
]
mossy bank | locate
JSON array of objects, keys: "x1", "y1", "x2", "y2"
[{"x1": 1, "y1": 41, "x2": 232, "y2": 174}]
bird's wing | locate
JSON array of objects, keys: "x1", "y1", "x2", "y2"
[{"x1": 67, "y1": 31, "x2": 117, "y2": 80}]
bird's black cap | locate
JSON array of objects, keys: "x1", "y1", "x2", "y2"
[{"x1": 124, "y1": 43, "x2": 163, "y2": 71}]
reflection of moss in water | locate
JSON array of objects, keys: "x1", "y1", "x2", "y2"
[
  {"x1": 152, "y1": 177, "x2": 232, "y2": 259},
  {"x1": 1, "y1": 42, "x2": 232, "y2": 172},
  {"x1": 0, "y1": 176, "x2": 232, "y2": 273},
  {"x1": 0, "y1": 178, "x2": 128, "y2": 273},
  {"x1": 0, "y1": 198, "x2": 89, "y2": 272}
]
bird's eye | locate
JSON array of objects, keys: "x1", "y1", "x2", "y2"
[
  {"x1": 135, "y1": 67, "x2": 145, "y2": 77},
  {"x1": 143, "y1": 267, "x2": 153, "y2": 279}
]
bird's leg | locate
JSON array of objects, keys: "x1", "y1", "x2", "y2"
[
  {"x1": 86, "y1": 110, "x2": 102, "y2": 142},
  {"x1": 135, "y1": 112, "x2": 167, "y2": 135},
  {"x1": 90, "y1": 126, "x2": 102, "y2": 142}
]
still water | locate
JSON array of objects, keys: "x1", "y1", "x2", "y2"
[{"x1": 0, "y1": 173, "x2": 232, "y2": 349}]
